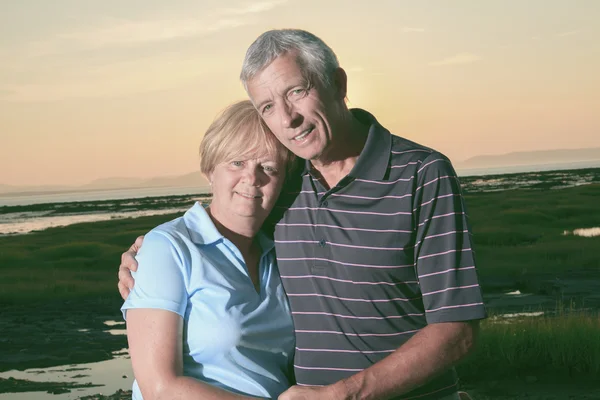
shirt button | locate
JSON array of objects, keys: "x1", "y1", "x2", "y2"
[
  {"x1": 319, "y1": 239, "x2": 326, "y2": 247},
  {"x1": 322, "y1": 201, "x2": 328, "y2": 207}
]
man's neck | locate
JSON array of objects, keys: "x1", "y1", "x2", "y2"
[{"x1": 310, "y1": 112, "x2": 369, "y2": 189}]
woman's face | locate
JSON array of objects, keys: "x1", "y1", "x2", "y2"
[{"x1": 208, "y1": 152, "x2": 286, "y2": 229}]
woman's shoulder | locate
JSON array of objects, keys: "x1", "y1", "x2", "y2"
[{"x1": 138, "y1": 215, "x2": 195, "y2": 256}]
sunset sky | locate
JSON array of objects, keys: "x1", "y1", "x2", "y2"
[{"x1": 1, "y1": 0, "x2": 599, "y2": 186}]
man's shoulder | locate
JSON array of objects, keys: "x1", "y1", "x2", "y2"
[
  {"x1": 389, "y1": 134, "x2": 437, "y2": 160},
  {"x1": 358, "y1": 108, "x2": 443, "y2": 163}
]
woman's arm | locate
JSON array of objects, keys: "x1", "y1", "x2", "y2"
[{"x1": 127, "y1": 308, "x2": 261, "y2": 400}]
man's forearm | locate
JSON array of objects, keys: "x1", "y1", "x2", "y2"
[{"x1": 330, "y1": 321, "x2": 479, "y2": 400}]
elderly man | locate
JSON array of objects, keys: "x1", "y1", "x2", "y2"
[{"x1": 119, "y1": 29, "x2": 485, "y2": 400}]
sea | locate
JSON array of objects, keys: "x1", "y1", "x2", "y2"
[{"x1": 1, "y1": 166, "x2": 599, "y2": 236}]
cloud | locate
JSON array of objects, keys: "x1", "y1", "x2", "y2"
[
  {"x1": 402, "y1": 27, "x2": 425, "y2": 33},
  {"x1": 221, "y1": 0, "x2": 289, "y2": 15},
  {"x1": 429, "y1": 53, "x2": 482, "y2": 66},
  {"x1": 0, "y1": 89, "x2": 15, "y2": 100},
  {"x1": 19, "y1": 1, "x2": 289, "y2": 57},
  {"x1": 65, "y1": 18, "x2": 246, "y2": 47},
  {"x1": 556, "y1": 30, "x2": 580, "y2": 37},
  {"x1": 1, "y1": 53, "x2": 210, "y2": 102}
]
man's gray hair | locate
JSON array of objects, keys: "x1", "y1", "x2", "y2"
[{"x1": 240, "y1": 29, "x2": 340, "y2": 92}]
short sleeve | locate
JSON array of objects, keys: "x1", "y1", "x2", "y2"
[
  {"x1": 412, "y1": 153, "x2": 487, "y2": 324},
  {"x1": 121, "y1": 230, "x2": 189, "y2": 319}
]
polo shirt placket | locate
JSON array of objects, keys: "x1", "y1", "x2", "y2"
[{"x1": 311, "y1": 178, "x2": 335, "y2": 273}]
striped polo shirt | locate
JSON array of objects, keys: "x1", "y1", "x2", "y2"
[{"x1": 272, "y1": 109, "x2": 486, "y2": 399}]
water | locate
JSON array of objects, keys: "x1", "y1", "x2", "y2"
[
  {"x1": 0, "y1": 354, "x2": 133, "y2": 400},
  {"x1": 456, "y1": 160, "x2": 600, "y2": 177},
  {"x1": 0, "y1": 186, "x2": 210, "y2": 207},
  {"x1": 0, "y1": 192, "x2": 212, "y2": 236},
  {"x1": 2, "y1": 168, "x2": 599, "y2": 236},
  {"x1": 460, "y1": 168, "x2": 600, "y2": 193},
  {"x1": 0, "y1": 207, "x2": 192, "y2": 235},
  {"x1": 563, "y1": 227, "x2": 600, "y2": 238},
  {"x1": 0, "y1": 323, "x2": 132, "y2": 400}
]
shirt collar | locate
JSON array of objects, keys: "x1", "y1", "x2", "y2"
[
  {"x1": 183, "y1": 202, "x2": 223, "y2": 245},
  {"x1": 183, "y1": 202, "x2": 275, "y2": 255},
  {"x1": 300, "y1": 108, "x2": 391, "y2": 181}
]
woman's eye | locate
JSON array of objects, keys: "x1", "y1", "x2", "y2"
[
  {"x1": 262, "y1": 104, "x2": 272, "y2": 114},
  {"x1": 231, "y1": 161, "x2": 244, "y2": 167}
]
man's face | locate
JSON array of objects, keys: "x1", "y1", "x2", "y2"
[{"x1": 246, "y1": 53, "x2": 343, "y2": 162}]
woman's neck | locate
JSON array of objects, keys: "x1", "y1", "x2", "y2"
[{"x1": 206, "y1": 206, "x2": 260, "y2": 255}]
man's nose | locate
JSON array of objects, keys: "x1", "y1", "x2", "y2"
[{"x1": 281, "y1": 102, "x2": 302, "y2": 129}]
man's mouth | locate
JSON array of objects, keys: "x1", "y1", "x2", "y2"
[{"x1": 293, "y1": 126, "x2": 314, "y2": 142}]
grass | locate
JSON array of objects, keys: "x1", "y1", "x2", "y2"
[
  {"x1": 4, "y1": 182, "x2": 599, "y2": 305},
  {"x1": 458, "y1": 307, "x2": 600, "y2": 383},
  {"x1": 1, "y1": 179, "x2": 599, "y2": 392},
  {"x1": 0, "y1": 213, "x2": 184, "y2": 305},
  {"x1": 464, "y1": 183, "x2": 600, "y2": 293}
]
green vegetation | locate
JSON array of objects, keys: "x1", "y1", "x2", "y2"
[
  {"x1": 3, "y1": 182, "x2": 599, "y2": 306},
  {"x1": 0, "y1": 180, "x2": 599, "y2": 394},
  {"x1": 458, "y1": 308, "x2": 600, "y2": 383},
  {"x1": 464, "y1": 183, "x2": 600, "y2": 295},
  {"x1": 0, "y1": 213, "x2": 183, "y2": 305}
]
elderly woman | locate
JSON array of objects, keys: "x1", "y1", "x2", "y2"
[{"x1": 121, "y1": 100, "x2": 296, "y2": 400}]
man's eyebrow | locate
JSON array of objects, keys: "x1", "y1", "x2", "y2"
[
  {"x1": 255, "y1": 98, "x2": 272, "y2": 110},
  {"x1": 254, "y1": 81, "x2": 309, "y2": 110}
]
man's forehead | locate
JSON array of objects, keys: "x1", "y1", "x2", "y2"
[{"x1": 249, "y1": 54, "x2": 306, "y2": 90}]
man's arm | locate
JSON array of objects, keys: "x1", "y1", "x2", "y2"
[
  {"x1": 337, "y1": 320, "x2": 478, "y2": 399},
  {"x1": 279, "y1": 320, "x2": 478, "y2": 400}
]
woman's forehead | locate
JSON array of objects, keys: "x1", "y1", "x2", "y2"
[{"x1": 224, "y1": 147, "x2": 281, "y2": 163}]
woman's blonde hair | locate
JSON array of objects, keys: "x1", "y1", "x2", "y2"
[{"x1": 200, "y1": 100, "x2": 296, "y2": 175}]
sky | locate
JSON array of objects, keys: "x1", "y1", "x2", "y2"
[{"x1": 1, "y1": 0, "x2": 599, "y2": 186}]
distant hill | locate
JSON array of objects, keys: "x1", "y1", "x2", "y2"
[
  {"x1": 80, "y1": 177, "x2": 147, "y2": 190},
  {"x1": 0, "y1": 183, "x2": 72, "y2": 194},
  {"x1": 0, "y1": 171, "x2": 209, "y2": 195},
  {"x1": 3, "y1": 147, "x2": 600, "y2": 195},
  {"x1": 456, "y1": 147, "x2": 600, "y2": 169}
]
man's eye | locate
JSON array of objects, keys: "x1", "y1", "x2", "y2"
[
  {"x1": 291, "y1": 89, "x2": 305, "y2": 95},
  {"x1": 262, "y1": 104, "x2": 272, "y2": 114}
]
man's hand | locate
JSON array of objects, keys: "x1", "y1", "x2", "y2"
[
  {"x1": 278, "y1": 384, "x2": 347, "y2": 400},
  {"x1": 117, "y1": 235, "x2": 144, "y2": 300}
]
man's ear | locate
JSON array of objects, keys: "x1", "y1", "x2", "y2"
[{"x1": 333, "y1": 67, "x2": 348, "y2": 100}]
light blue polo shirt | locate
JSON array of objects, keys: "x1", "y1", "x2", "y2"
[{"x1": 121, "y1": 202, "x2": 295, "y2": 399}]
